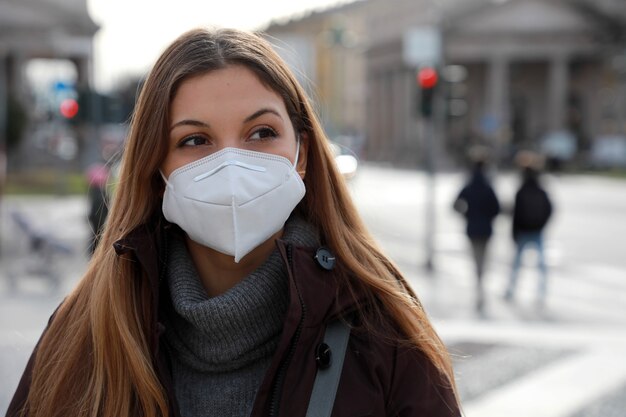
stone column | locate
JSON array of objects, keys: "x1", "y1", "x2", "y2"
[
  {"x1": 379, "y1": 69, "x2": 394, "y2": 161},
  {"x1": 486, "y1": 55, "x2": 510, "y2": 136},
  {"x1": 404, "y1": 68, "x2": 416, "y2": 155},
  {"x1": 548, "y1": 55, "x2": 569, "y2": 132},
  {"x1": 392, "y1": 68, "x2": 404, "y2": 159},
  {"x1": 485, "y1": 56, "x2": 510, "y2": 164},
  {"x1": 0, "y1": 54, "x2": 6, "y2": 258},
  {"x1": 71, "y1": 55, "x2": 99, "y2": 169},
  {"x1": 7, "y1": 53, "x2": 27, "y2": 102},
  {"x1": 72, "y1": 56, "x2": 92, "y2": 90},
  {"x1": 0, "y1": 54, "x2": 7, "y2": 149},
  {"x1": 366, "y1": 71, "x2": 383, "y2": 160}
]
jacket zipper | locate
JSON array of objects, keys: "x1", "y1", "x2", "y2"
[{"x1": 268, "y1": 243, "x2": 306, "y2": 417}]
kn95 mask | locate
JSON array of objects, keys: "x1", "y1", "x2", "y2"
[{"x1": 161, "y1": 144, "x2": 305, "y2": 262}]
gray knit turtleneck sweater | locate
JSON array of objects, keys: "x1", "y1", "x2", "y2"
[{"x1": 164, "y1": 215, "x2": 319, "y2": 417}]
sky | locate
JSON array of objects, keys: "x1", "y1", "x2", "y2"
[{"x1": 87, "y1": 0, "x2": 347, "y2": 91}]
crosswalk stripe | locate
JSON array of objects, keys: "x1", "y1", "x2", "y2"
[{"x1": 462, "y1": 349, "x2": 626, "y2": 417}]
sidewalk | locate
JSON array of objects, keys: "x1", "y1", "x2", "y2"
[
  {"x1": 350, "y1": 164, "x2": 626, "y2": 417},
  {"x1": 395, "y1": 244, "x2": 626, "y2": 417}
]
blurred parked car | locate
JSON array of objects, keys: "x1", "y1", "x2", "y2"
[
  {"x1": 540, "y1": 130, "x2": 577, "y2": 170},
  {"x1": 331, "y1": 142, "x2": 359, "y2": 179},
  {"x1": 589, "y1": 135, "x2": 626, "y2": 169}
]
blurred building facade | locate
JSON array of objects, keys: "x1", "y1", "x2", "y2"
[
  {"x1": 264, "y1": 1, "x2": 369, "y2": 155},
  {"x1": 264, "y1": 0, "x2": 626, "y2": 168},
  {"x1": 0, "y1": 0, "x2": 98, "y2": 163}
]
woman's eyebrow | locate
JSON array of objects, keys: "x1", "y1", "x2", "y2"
[
  {"x1": 170, "y1": 119, "x2": 210, "y2": 132},
  {"x1": 243, "y1": 108, "x2": 283, "y2": 124},
  {"x1": 169, "y1": 108, "x2": 282, "y2": 132}
]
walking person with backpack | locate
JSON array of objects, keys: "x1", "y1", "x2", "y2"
[
  {"x1": 453, "y1": 146, "x2": 500, "y2": 314},
  {"x1": 505, "y1": 151, "x2": 553, "y2": 307}
]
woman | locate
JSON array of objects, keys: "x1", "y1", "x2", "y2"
[{"x1": 7, "y1": 28, "x2": 460, "y2": 417}]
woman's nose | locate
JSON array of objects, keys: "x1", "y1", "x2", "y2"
[{"x1": 213, "y1": 136, "x2": 241, "y2": 152}]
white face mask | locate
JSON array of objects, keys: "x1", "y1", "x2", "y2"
[{"x1": 161, "y1": 142, "x2": 305, "y2": 262}]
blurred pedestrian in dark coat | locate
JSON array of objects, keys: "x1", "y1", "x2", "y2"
[
  {"x1": 505, "y1": 151, "x2": 553, "y2": 307},
  {"x1": 454, "y1": 147, "x2": 500, "y2": 313}
]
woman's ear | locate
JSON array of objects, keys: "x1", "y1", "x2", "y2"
[{"x1": 296, "y1": 132, "x2": 309, "y2": 179}]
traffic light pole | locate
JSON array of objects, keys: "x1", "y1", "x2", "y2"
[
  {"x1": 423, "y1": 114, "x2": 436, "y2": 272},
  {"x1": 417, "y1": 67, "x2": 438, "y2": 272}
]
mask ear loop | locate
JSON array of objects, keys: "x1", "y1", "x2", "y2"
[
  {"x1": 159, "y1": 170, "x2": 172, "y2": 187},
  {"x1": 294, "y1": 135, "x2": 301, "y2": 169}
]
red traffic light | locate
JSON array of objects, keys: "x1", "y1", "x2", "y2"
[
  {"x1": 417, "y1": 67, "x2": 438, "y2": 89},
  {"x1": 59, "y1": 98, "x2": 79, "y2": 119}
]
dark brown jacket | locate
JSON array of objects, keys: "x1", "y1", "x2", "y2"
[{"x1": 7, "y1": 222, "x2": 460, "y2": 417}]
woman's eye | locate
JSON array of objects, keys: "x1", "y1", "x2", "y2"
[
  {"x1": 180, "y1": 135, "x2": 209, "y2": 147},
  {"x1": 249, "y1": 127, "x2": 278, "y2": 141}
]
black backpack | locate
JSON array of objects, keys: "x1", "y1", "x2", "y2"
[{"x1": 516, "y1": 186, "x2": 551, "y2": 230}]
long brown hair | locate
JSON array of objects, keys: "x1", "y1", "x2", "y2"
[{"x1": 22, "y1": 28, "x2": 457, "y2": 417}]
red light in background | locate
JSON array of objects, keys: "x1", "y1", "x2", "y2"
[
  {"x1": 60, "y1": 98, "x2": 79, "y2": 119},
  {"x1": 417, "y1": 67, "x2": 438, "y2": 89}
]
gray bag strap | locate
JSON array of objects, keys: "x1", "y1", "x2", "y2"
[{"x1": 305, "y1": 319, "x2": 351, "y2": 417}]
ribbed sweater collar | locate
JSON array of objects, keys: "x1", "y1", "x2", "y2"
[{"x1": 164, "y1": 215, "x2": 319, "y2": 373}]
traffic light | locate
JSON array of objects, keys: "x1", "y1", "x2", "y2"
[{"x1": 417, "y1": 67, "x2": 438, "y2": 117}]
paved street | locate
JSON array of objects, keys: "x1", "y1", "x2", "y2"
[
  {"x1": 351, "y1": 165, "x2": 626, "y2": 417},
  {"x1": 1, "y1": 164, "x2": 625, "y2": 416}
]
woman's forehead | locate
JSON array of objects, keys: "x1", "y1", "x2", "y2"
[{"x1": 171, "y1": 66, "x2": 286, "y2": 118}]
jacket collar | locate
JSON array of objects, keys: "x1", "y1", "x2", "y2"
[
  {"x1": 275, "y1": 240, "x2": 361, "y2": 328},
  {"x1": 113, "y1": 222, "x2": 361, "y2": 331},
  {"x1": 113, "y1": 224, "x2": 162, "y2": 283}
]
